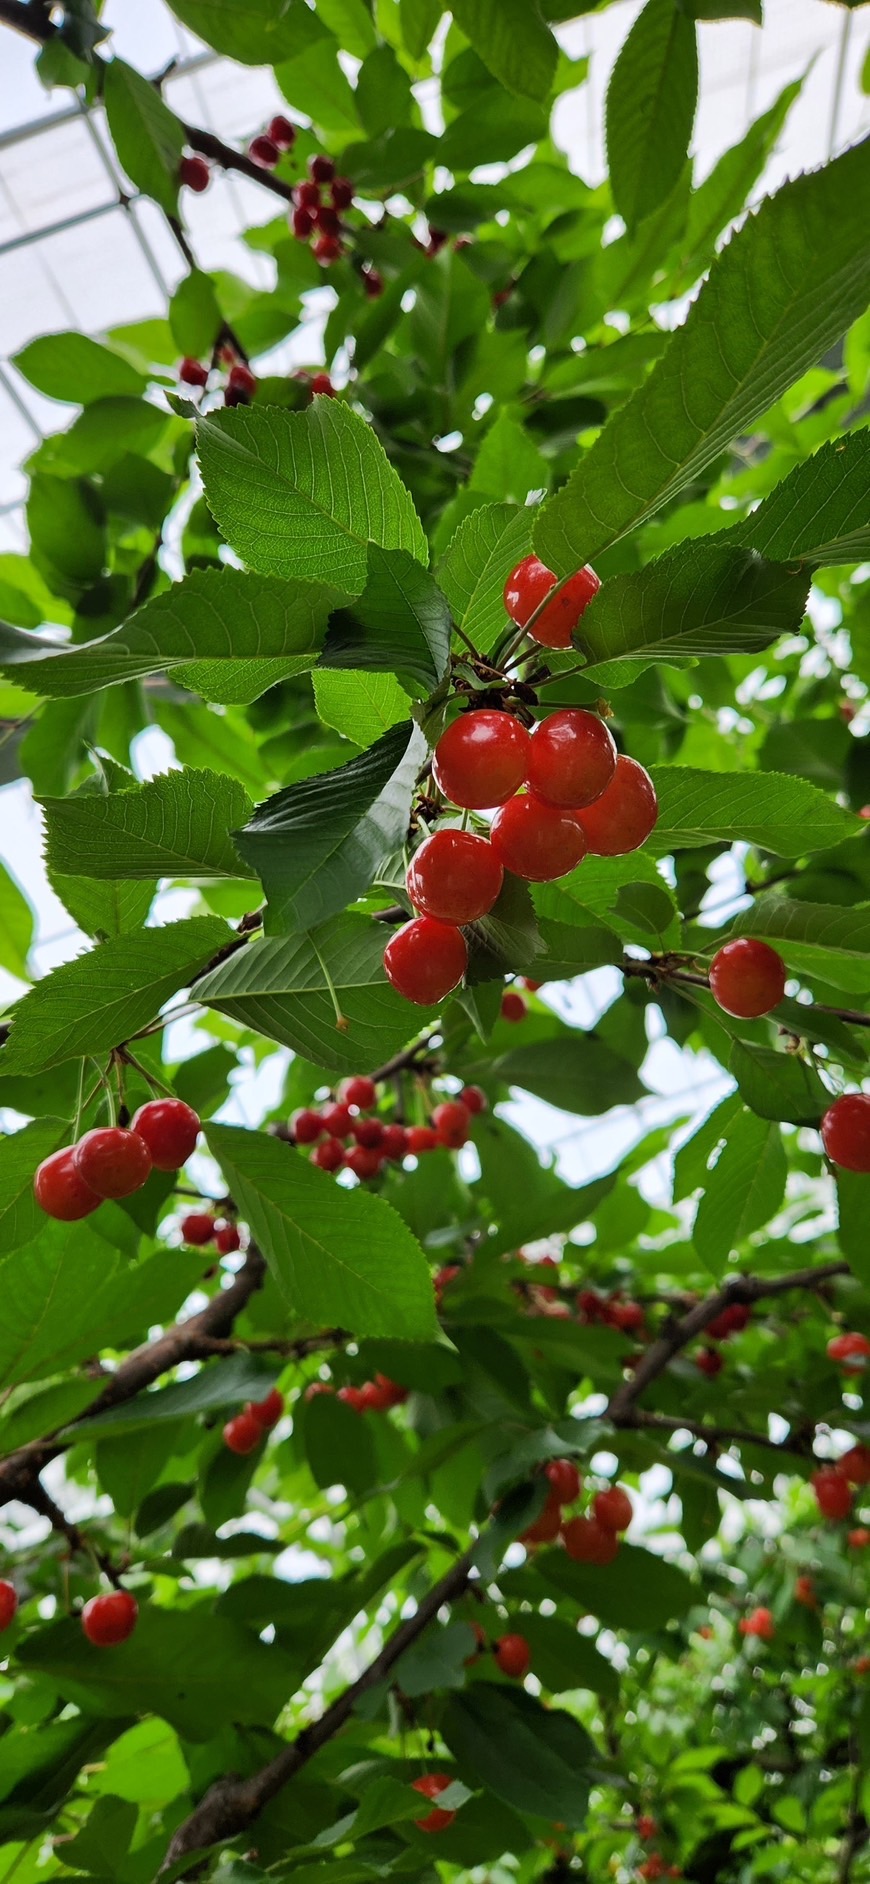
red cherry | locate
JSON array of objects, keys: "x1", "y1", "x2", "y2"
[
  {"x1": 292, "y1": 205, "x2": 315, "y2": 238},
  {"x1": 812, "y1": 1466, "x2": 853, "y2": 1520},
  {"x1": 839, "y1": 1445, "x2": 870, "y2": 1485},
  {"x1": 381, "y1": 1123, "x2": 409, "y2": 1160},
  {"x1": 527, "y1": 710, "x2": 617, "y2": 809},
  {"x1": 131, "y1": 1098, "x2": 200, "y2": 1170},
  {"x1": 74, "y1": 1128, "x2": 152, "y2": 1200},
  {"x1": 407, "y1": 829, "x2": 504, "y2": 924},
  {"x1": 494, "y1": 1633, "x2": 530, "y2": 1678},
  {"x1": 562, "y1": 1516, "x2": 619, "y2": 1565},
  {"x1": 313, "y1": 234, "x2": 342, "y2": 263},
  {"x1": 340, "y1": 1075, "x2": 377, "y2": 1110},
  {"x1": 337, "y1": 1384, "x2": 367, "y2": 1412},
  {"x1": 311, "y1": 1136, "x2": 345, "y2": 1172},
  {"x1": 351, "y1": 1116, "x2": 385, "y2": 1149},
  {"x1": 593, "y1": 1485, "x2": 633, "y2": 1532},
  {"x1": 345, "y1": 1145, "x2": 382, "y2": 1180},
  {"x1": 180, "y1": 1210, "x2": 216, "y2": 1245},
  {"x1": 855, "y1": 1655, "x2": 870, "y2": 1675},
  {"x1": 432, "y1": 1099, "x2": 471, "y2": 1149},
  {"x1": 250, "y1": 1388, "x2": 284, "y2": 1429},
  {"x1": 304, "y1": 1380, "x2": 334, "y2": 1401},
  {"x1": 706, "y1": 1302, "x2": 751, "y2": 1340},
  {"x1": 827, "y1": 1331, "x2": 870, "y2": 1370},
  {"x1": 214, "y1": 1221, "x2": 241, "y2": 1254},
  {"x1": 696, "y1": 1347, "x2": 723, "y2": 1377},
  {"x1": 412, "y1": 1773, "x2": 455, "y2": 1833},
  {"x1": 268, "y1": 114, "x2": 296, "y2": 149},
  {"x1": 180, "y1": 154, "x2": 210, "y2": 192},
  {"x1": 293, "y1": 1108, "x2": 324, "y2": 1144},
  {"x1": 739, "y1": 1606, "x2": 775, "y2": 1641},
  {"x1": 408, "y1": 1125, "x2": 440, "y2": 1154},
  {"x1": 433, "y1": 710, "x2": 531, "y2": 809},
  {"x1": 296, "y1": 179, "x2": 321, "y2": 208},
  {"x1": 362, "y1": 266, "x2": 384, "y2": 297},
  {"x1": 609, "y1": 1299, "x2": 646, "y2": 1334},
  {"x1": 34, "y1": 1147, "x2": 100, "y2": 1221},
  {"x1": 228, "y1": 362, "x2": 257, "y2": 398},
  {"x1": 434, "y1": 1262, "x2": 460, "y2": 1290},
  {"x1": 223, "y1": 1410, "x2": 263, "y2": 1455},
  {"x1": 849, "y1": 1528, "x2": 870, "y2": 1548},
  {"x1": 427, "y1": 225, "x2": 448, "y2": 253},
  {"x1": 249, "y1": 134, "x2": 280, "y2": 167},
  {"x1": 490, "y1": 794, "x2": 587, "y2": 881},
  {"x1": 460, "y1": 1085, "x2": 487, "y2": 1115},
  {"x1": 794, "y1": 1574, "x2": 816, "y2": 1608},
  {"x1": 384, "y1": 917, "x2": 467, "y2": 1006},
  {"x1": 315, "y1": 204, "x2": 341, "y2": 235},
  {"x1": 331, "y1": 176, "x2": 354, "y2": 208},
  {"x1": 501, "y1": 990, "x2": 527, "y2": 1022},
  {"x1": 708, "y1": 938, "x2": 787, "y2": 1019},
  {"x1": 310, "y1": 371, "x2": 335, "y2": 396},
  {"x1": 504, "y1": 555, "x2": 600, "y2": 649},
  {"x1": 179, "y1": 357, "x2": 209, "y2": 387},
  {"x1": 321, "y1": 1102, "x2": 354, "y2": 1138},
  {"x1": 636, "y1": 1816, "x2": 658, "y2": 1841},
  {"x1": 373, "y1": 1372, "x2": 408, "y2": 1407},
  {"x1": 357, "y1": 1379, "x2": 389, "y2": 1411},
  {"x1": 821, "y1": 1094, "x2": 870, "y2": 1174},
  {"x1": 81, "y1": 1590, "x2": 138, "y2": 1646},
  {"x1": 575, "y1": 754, "x2": 658, "y2": 856},
  {"x1": 310, "y1": 153, "x2": 335, "y2": 183},
  {"x1": 0, "y1": 1581, "x2": 18, "y2": 1630},
  {"x1": 545, "y1": 1459, "x2": 581, "y2": 1504},
  {"x1": 521, "y1": 1488, "x2": 563, "y2": 1545}
]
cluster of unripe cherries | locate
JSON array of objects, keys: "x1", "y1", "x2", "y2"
[
  {"x1": 33, "y1": 1097, "x2": 202, "y2": 1222},
  {"x1": 292, "y1": 1073, "x2": 486, "y2": 1179}
]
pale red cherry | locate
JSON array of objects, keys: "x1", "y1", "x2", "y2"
[
  {"x1": 250, "y1": 1388, "x2": 284, "y2": 1429},
  {"x1": 526, "y1": 709, "x2": 616, "y2": 809},
  {"x1": 494, "y1": 1633, "x2": 530, "y2": 1678},
  {"x1": 562, "y1": 1516, "x2": 619, "y2": 1565},
  {"x1": 827, "y1": 1332, "x2": 870, "y2": 1371},
  {"x1": 708, "y1": 938, "x2": 787, "y2": 1019},
  {"x1": 0, "y1": 1581, "x2": 18, "y2": 1631},
  {"x1": 223, "y1": 1410, "x2": 263, "y2": 1455},
  {"x1": 545, "y1": 1458, "x2": 581, "y2": 1504},
  {"x1": 812, "y1": 1466, "x2": 853, "y2": 1520},
  {"x1": 574, "y1": 755, "x2": 658, "y2": 855}
]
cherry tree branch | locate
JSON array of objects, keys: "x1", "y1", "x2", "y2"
[
  {"x1": 160, "y1": 1543, "x2": 474, "y2": 1872},
  {"x1": 25, "y1": 1479, "x2": 127, "y2": 1587}
]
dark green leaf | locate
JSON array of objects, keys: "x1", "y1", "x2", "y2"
[
  {"x1": 491, "y1": 1033, "x2": 646, "y2": 1114},
  {"x1": 443, "y1": 1683, "x2": 593, "y2": 1826},
  {"x1": 103, "y1": 58, "x2": 185, "y2": 218},
  {"x1": 692, "y1": 1108, "x2": 787, "y2": 1275},
  {"x1": 577, "y1": 542, "x2": 810, "y2": 666},
  {"x1": 729, "y1": 1040, "x2": 827, "y2": 1125},
  {"x1": 13, "y1": 332, "x2": 147, "y2": 405},
  {"x1": 169, "y1": 270, "x2": 222, "y2": 359},
  {"x1": 733, "y1": 430, "x2": 870, "y2": 567},
  {"x1": 437, "y1": 503, "x2": 534, "y2": 656},
  {"x1": 449, "y1": 0, "x2": 558, "y2": 100},
  {"x1": 605, "y1": 0, "x2": 698, "y2": 231},
  {"x1": 536, "y1": 1540, "x2": 696, "y2": 1625},
  {"x1": 319, "y1": 545, "x2": 451, "y2": 689},
  {"x1": 41, "y1": 768, "x2": 255, "y2": 882},
  {"x1": 648, "y1": 767, "x2": 858, "y2": 857}
]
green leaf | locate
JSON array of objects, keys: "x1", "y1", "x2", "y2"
[
  {"x1": 490, "y1": 1033, "x2": 646, "y2": 1115},
  {"x1": 437, "y1": 503, "x2": 534, "y2": 656},
  {"x1": 0, "y1": 568, "x2": 335, "y2": 705},
  {"x1": 71, "y1": 1352, "x2": 282, "y2": 1438},
  {"x1": 27, "y1": 474, "x2": 106, "y2": 590},
  {"x1": 729, "y1": 1040, "x2": 827, "y2": 1125},
  {"x1": 13, "y1": 332, "x2": 147, "y2": 405},
  {"x1": 837, "y1": 1171, "x2": 867, "y2": 1278},
  {"x1": 18, "y1": 1607, "x2": 296, "y2": 1741},
  {"x1": 0, "y1": 1119, "x2": 69, "y2": 1258},
  {"x1": 648, "y1": 766, "x2": 859, "y2": 857},
  {"x1": 169, "y1": 270, "x2": 222, "y2": 359},
  {"x1": 165, "y1": 0, "x2": 317, "y2": 60},
  {"x1": 194, "y1": 398, "x2": 427, "y2": 593},
  {"x1": 400, "y1": 0, "x2": 441, "y2": 59},
  {"x1": 727, "y1": 898, "x2": 870, "y2": 994},
  {"x1": 236, "y1": 722, "x2": 425, "y2": 934},
  {"x1": 103, "y1": 58, "x2": 185, "y2": 218},
  {"x1": 34, "y1": 396, "x2": 170, "y2": 478},
  {"x1": 356, "y1": 44, "x2": 414, "y2": 136},
  {"x1": 605, "y1": 0, "x2": 698, "y2": 232},
  {"x1": 534, "y1": 135, "x2": 870, "y2": 572},
  {"x1": 275, "y1": 18, "x2": 361, "y2": 134},
  {"x1": 440, "y1": 92, "x2": 547, "y2": 169},
  {"x1": 442, "y1": 1683, "x2": 593, "y2": 1827},
  {"x1": 516, "y1": 1614, "x2": 619, "y2": 1698},
  {"x1": 197, "y1": 915, "x2": 436, "y2": 1076},
  {"x1": 208, "y1": 1124, "x2": 439, "y2": 1343},
  {"x1": 733, "y1": 430, "x2": 870, "y2": 567},
  {"x1": 40, "y1": 768, "x2": 255, "y2": 882},
  {"x1": 534, "y1": 851, "x2": 680, "y2": 950},
  {"x1": 672, "y1": 76, "x2": 802, "y2": 291},
  {"x1": 576, "y1": 542, "x2": 810, "y2": 666},
  {"x1": 469, "y1": 410, "x2": 549, "y2": 504},
  {"x1": 0, "y1": 917, "x2": 229, "y2": 1077},
  {"x1": 0, "y1": 861, "x2": 33, "y2": 982},
  {"x1": 319, "y1": 545, "x2": 451, "y2": 690},
  {"x1": 313, "y1": 671, "x2": 409, "y2": 747},
  {"x1": 536, "y1": 1540, "x2": 696, "y2": 1627},
  {"x1": 692, "y1": 1108, "x2": 787, "y2": 1275},
  {"x1": 48, "y1": 873, "x2": 154, "y2": 943},
  {"x1": 449, "y1": 0, "x2": 558, "y2": 101},
  {"x1": 473, "y1": 1115, "x2": 615, "y2": 1257}
]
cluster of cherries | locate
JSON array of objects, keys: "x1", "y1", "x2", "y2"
[
  {"x1": 179, "y1": 1208, "x2": 241, "y2": 1254},
  {"x1": 34, "y1": 1097, "x2": 201, "y2": 1222},
  {"x1": 811, "y1": 1443, "x2": 870, "y2": 1523},
  {"x1": 520, "y1": 1458, "x2": 634, "y2": 1568},
  {"x1": 305, "y1": 1374, "x2": 408, "y2": 1414},
  {"x1": 178, "y1": 349, "x2": 258, "y2": 408},
  {"x1": 289, "y1": 153, "x2": 380, "y2": 289},
  {"x1": 292, "y1": 1074, "x2": 486, "y2": 1181},
  {"x1": 223, "y1": 1386, "x2": 285, "y2": 1455},
  {"x1": 0, "y1": 1577, "x2": 138, "y2": 1648},
  {"x1": 693, "y1": 1300, "x2": 752, "y2": 1378}
]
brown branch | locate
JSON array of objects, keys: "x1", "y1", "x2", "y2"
[
  {"x1": 181, "y1": 123, "x2": 296, "y2": 204},
  {"x1": 24, "y1": 1479, "x2": 126, "y2": 1587},
  {"x1": 624, "y1": 955, "x2": 870, "y2": 1029},
  {"x1": 160, "y1": 1543, "x2": 474, "y2": 1872},
  {"x1": 0, "y1": 0, "x2": 53, "y2": 42},
  {"x1": 627, "y1": 1409, "x2": 813, "y2": 1459}
]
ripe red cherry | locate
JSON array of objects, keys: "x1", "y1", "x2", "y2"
[
  {"x1": 313, "y1": 234, "x2": 342, "y2": 263},
  {"x1": 839, "y1": 1445, "x2": 870, "y2": 1484},
  {"x1": 310, "y1": 153, "x2": 335, "y2": 182},
  {"x1": 696, "y1": 1347, "x2": 723, "y2": 1377},
  {"x1": 362, "y1": 266, "x2": 384, "y2": 297},
  {"x1": 340, "y1": 1075, "x2": 377, "y2": 1110},
  {"x1": 321, "y1": 1102, "x2": 354, "y2": 1138},
  {"x1": 494, "y1": 1633, "x2": 530, "y2": 1678},
  {"x1": 812, "y1": 1466, "x2": 853, "y2": 1520},
  {"x1": 268, "y1": 114, "x2": 296, "y2": 149},
  {"x1": 794, "y1": 1574, "x2": 816, "y2": 1608},
  {"x1": 821, "y1": 1093, "x2": 870, "y2": 1173},
  {"x1": 214, "y1": 1221, "x2": 241, "y2": 1255},
  {"x1": 412, "y1": 1773, "x2": 455, "y2": 1833},
  {"x1": 827, "y1": 1331, "x2": 870, "y2": 1370},
  {"x1": 434, "y1": 1262, "x2": 460, "y2": 1291},
  {"x1": 228, "y1": 362, "x2": 257, "y2": 398},
  {"x1": 545, "y1": 1458, "x2": 581, "y2": 1504},
  {"x1": 81, "y1": 1590, "x2": 138, "y2": 1646},
  {"x1": 527, "y1": 709, "x2": 617, "y2": 809},
  {"x1": 351, "y1": 1116, "x2": 384, "y2": 1149},
  {"x1": 337, "y1": 1384, "x2": 367, "y2": 1412},
  {"x1": 311, "y1": 1137, "x2": 345, "y2": 1172},
  {"x1": 180, "y1": 154, "x2": 210, "y2": 191},
  {"x1": 739, "y1": 1606, "x2": 775, "y2": 1641},
  {"x1": 562, "y1": 1516, "x2": 619, "y2": 1566},
  {"x1": 0, "y1": 1581, "x2": 18, "y2": 1630},
  {"x1": 408, "y1": 1125, "x2": 440, "y2": 1154},
  {"x1": 407, "y1": 829, "x2": 504, "y2": 924},
  {"x1": 521, "y1": 1488, "x2": 563, "y2": 1545},
  {"x1": 636, "y1": 1815, "x2": 658, "y2": 1841},
  {"x1": 575, "y1": 755, "x2": 658, "y2": 855},
  {"x1": 432, "y1": 710, "x2": 531, "y2": 810},
  {"x1": 460, "y1": 1084, "x2": 487, "y2": 1115},
  {"x1": 849, "y1": 1528, "x2": 870, "y2": 1548},
  {"x1": 504, "y1": 555, "x2": 601, "y2": 649},
  {"x1": 593, "y1": 1486, "x2": 633, "y2": 1532},
  {"x1": 292, "y1": 205, "x2": 315, "y2": 238},
  {"x1": 345, "y1": 1145, "x2": 382, "y2": 1180},
  {"x1": 432, "y1": 1099, "x2": 471, "y2": 1149},
  {"x1": 331, "y1": 176, "x2": 354, "y2": 207},
  {"x1": 310, "y1": 371, "x2": 335, "y2": 396},
  {"x1": 708, "y1": 938, "x2": 787, "y2": 1019},
  {"x1": 384, "y1": 916, "x2": 467, "y2": 1006},
  {"x1": 609, "y1": 1299, "x2": 645, "y2": 1334},
  {"x1": 249, "y1": 133, "x2": 280, "y2": 167},
  {"x1": 293, "y1": 1108, "x2": 324, "y2": 1144},
  {"x1": 304, "y1": 1380, "x2": 333, "y2": 1401},
  {"x1": 315, "y1": 204, "x2": 341, "y2": 236},
  {"x1": 181, "y1": 1210, "x2": 217, "y2": 1245},
  {"x1": 706, "y1": 1303, "x2": 751, "y2": 1340},
  {"x1": 381, "y1": 1123, "x2": 409, "y2": 1160},
  {"x1": 296, "y1": 179, "x2": 320, "y2": 208},
  {"x1": 501, "y1": 989, "x2": 527, "y2": 1022},
  {"x1": 34, "y1": 1147, "x2": 100, "y2": 1221},
  {"x1": 223, "y1": 1410, "x2": 263, "y2": 1455},
  {"x1": 490, "y1": 794, "x2": 587, "y2": 882},
  {"x1": 179, "y1": 356, "x2": 208, "y2": 387},
  {"x1": 131, "y1": 1098, "x2": 200, "y2": 1170},
  {"x1": 74, "y1": 1128, "x2": 152, "y2": 1200},
  {"x1": 250, "y1": 1388, "x2": 284, "y2": 1429}
]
